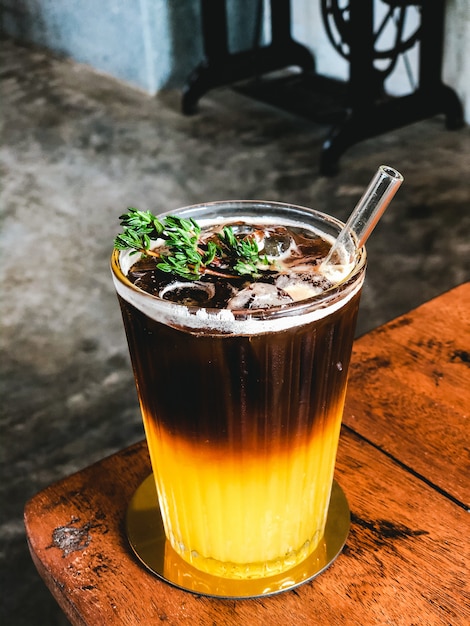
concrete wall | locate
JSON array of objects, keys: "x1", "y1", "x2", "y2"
[
  {"x1": 442, "y1": 0, "x2": 470, "y2": 124},
  {"x1": 1, "y1": 0, "x2": 469, "y2": 122},
  {"x1": 0, "y1": 0, "x2": 192, "y2": 93}
]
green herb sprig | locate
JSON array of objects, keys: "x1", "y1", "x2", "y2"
[
  {"x1": 218, "y1": 226, "x2": 267, "y2": 278},
  {"x1": 114, "y1": 207, "x2": 268, "y2": 280}
]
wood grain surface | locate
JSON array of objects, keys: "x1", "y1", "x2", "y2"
[
  {"x1": 24, "y1": 283, "x2": 470, "y2": 625},
  {"x1": 344, "y1": 281, "x2": 469, "y2": 508}
]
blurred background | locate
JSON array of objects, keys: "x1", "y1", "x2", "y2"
[{"x1": 1, "y1": 1, "x2": 469, "y2": 624}]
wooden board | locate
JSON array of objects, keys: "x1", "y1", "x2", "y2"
[
  {"x1": 344, "y1": 282, "x2": 470, "y2": 508},
  {"x1": 24, "y1": 283, "x2": 470, "y2": 625},
  {"x1": 24, "y1": 433, "x2": 470, "y2": 625}
]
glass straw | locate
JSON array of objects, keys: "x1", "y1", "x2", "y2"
[{"x1": 322, "y1": 165, "x2": 404, "y2": 267}]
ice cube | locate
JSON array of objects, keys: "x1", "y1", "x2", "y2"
[
  {"x1": 263, "y1": 232, "x2": 293, "y2": 257},
  {"x1": 275, "y1": 273, "x2": 331, "y2": 302},
  {"x1": 160, "y1": 281, "x2": 216, "y2": 306},
  {"x1": 227, "y1": 282, "x2": 293, "y2": 310}
]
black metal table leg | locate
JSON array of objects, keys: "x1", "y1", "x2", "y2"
[
  {"x1": 320, "y1": 89, "x2": 464, "y2": 176},
  {"x1": 182, "y1": 0, "x2": 315, "y2": 115},
  {"x1": 319, "y1": 0, "x2": 464, "y2": 175},
  {"x1": 182, "y1": 1, "x2": 465, "y2": 175},
  {"x1": 418, "y1": 0, "x2": 464, "y2": 130}
]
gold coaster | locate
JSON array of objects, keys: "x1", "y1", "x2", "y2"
[{"x1": 126, "y1": 474, "x2": 350, "y2": 599}]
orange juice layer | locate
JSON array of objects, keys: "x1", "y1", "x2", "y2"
[{"x1": 142, "y1": 412, "x2": 343, "y2": 579}]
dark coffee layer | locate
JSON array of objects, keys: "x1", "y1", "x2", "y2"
[{"x1": 118, "y1": 289, "x2": 361, "y2": 450}]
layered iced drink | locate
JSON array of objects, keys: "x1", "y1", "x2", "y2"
[{"x1": 112, "y1": 200, "x2": 366, "y2": 579}]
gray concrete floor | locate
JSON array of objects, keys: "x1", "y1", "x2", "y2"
[{"x1": 1, "y1": 38, "x2": 469, "y2": 625}]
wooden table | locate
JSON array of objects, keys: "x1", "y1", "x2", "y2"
[{"x1": 24, "y1": 283, "x2": 470, "y2": 625}]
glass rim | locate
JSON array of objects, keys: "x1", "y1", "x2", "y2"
[{"x1": 111, "y1": 200, "x2": 367, "y2": 323}]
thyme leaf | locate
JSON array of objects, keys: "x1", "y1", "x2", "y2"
[{"x1": 114, "y1": 207, "x2": 269, "y2": 280}]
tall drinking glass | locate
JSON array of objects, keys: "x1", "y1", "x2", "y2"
[{"x1": 111, "y1": 200, "x2": 366, "y2": 586}]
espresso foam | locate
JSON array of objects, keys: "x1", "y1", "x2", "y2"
[{"x1": 112, "y1": 215, "x2": 364, "y2": 335}]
